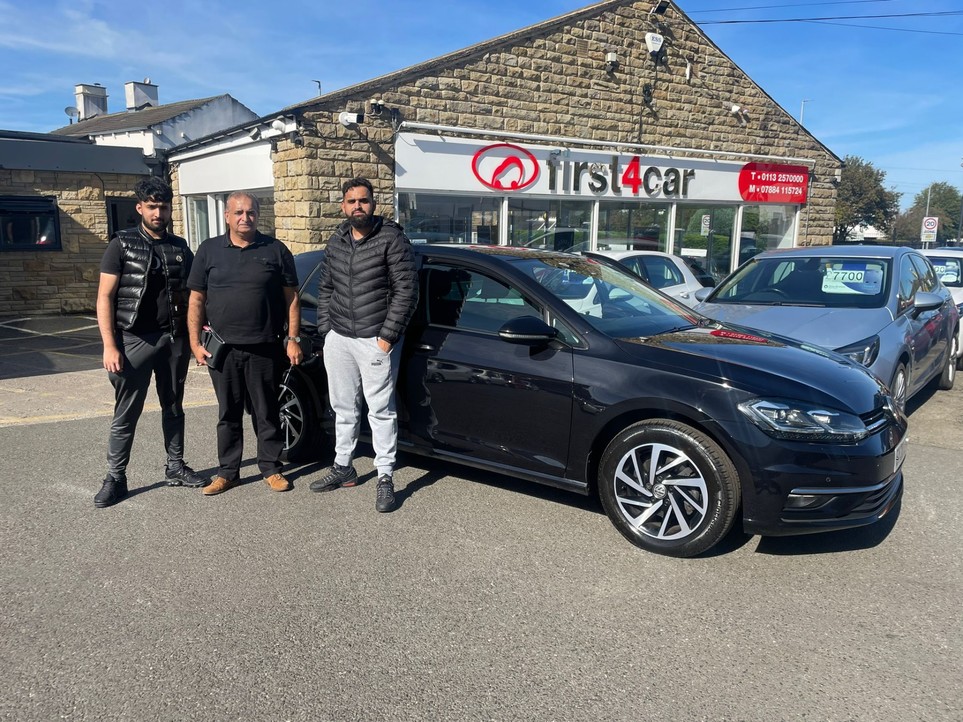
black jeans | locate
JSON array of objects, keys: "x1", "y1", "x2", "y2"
[
  {"x1": 106, "y1": 331, "x2": 190, "y2": 479},
  {"x1": 209, "y1": 342, "x2": 284, "y2": 481}
]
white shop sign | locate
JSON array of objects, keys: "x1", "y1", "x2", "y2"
[{"x1": 396, "y1": 132, "x2": 751, "y2": 203}]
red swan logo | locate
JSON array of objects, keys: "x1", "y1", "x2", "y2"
[{"x1": 471, "y1": 143, "x2": 539, "y2": 191}]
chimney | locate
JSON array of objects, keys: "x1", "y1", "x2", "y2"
[
  {"x1": 125, "y1": 79, "x2": 159, "y2": 111},
  {"x1": 75, "y1": 83, "x2": 108, "y2": 120}
]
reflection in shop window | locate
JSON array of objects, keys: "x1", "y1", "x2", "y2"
[
  {"x1": 398, "y1": 193, "x2": 500, "y2": 244},
  {"x1": 507, "y1": 197, "x2": 592, "y2": 251},
  {"x1": 597, "y1": 202, "x2": 670, "y2": 252},
  {"x1": 0, "y1": 196, "x2": 61, "y2": 251}
]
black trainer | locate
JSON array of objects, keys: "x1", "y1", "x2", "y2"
[
  {"x1": 310, "y1": 463, "x2": 358, "y2": 493},
  {"x1": 375, "y1": 475, "x2": 396, "y2": 513},
  {"x1": 165, "y1": 463, "x2": 209, "y2": 488},
  {"x1": 94, "y1": 475, "x2": 128, "y2": 508}
]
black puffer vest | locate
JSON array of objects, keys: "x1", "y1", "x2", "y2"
[{"x1": 113, "y1": 228, "x2": 192, "y2": 337}]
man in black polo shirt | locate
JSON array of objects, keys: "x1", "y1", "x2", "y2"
[
  {"x1": 94, "y1": 177, "x2": 209, "y2": 508},
  {"x1": 187, "y1": 191, "x2": 302, "y2": 495}
]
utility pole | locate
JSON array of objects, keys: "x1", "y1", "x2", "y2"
[{"x1": 799, "y1": 99, "x2": 812, "y2": 124}]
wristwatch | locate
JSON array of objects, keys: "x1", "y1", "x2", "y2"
[{"x1": 284, "y1": 336, "x2": 301, "y2": 343}]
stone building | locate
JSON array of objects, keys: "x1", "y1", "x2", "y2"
[
  {"x1": 170, "y1": 0, "x2": 841, "y2": 283},
  {"x1": 0, "y1": 132, "x2": 153, "y2": 315}
]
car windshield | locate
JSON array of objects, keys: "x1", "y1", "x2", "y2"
[
  {"x1": 709, "y1": 256, "x2": 891, "y2": 309},
  {"x1": 926, "y1": 256, "x2": 963, "y2": 288},
  {"x1": 508, "y1": 255, "x2": 700, "y2": 339}
]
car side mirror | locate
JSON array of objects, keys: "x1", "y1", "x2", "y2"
[
  {"x1": 694, "y1": 287, "x2": 714, "y2": 302},
  {"x1": 498, "y1": 315, "x2": 559, "y2": 345},
  {"x1": 913, "y1": 291, "x2": 944, "y2": 315}
]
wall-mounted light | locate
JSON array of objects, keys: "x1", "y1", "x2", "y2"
[
  {"x1": 650, "y1": 0, "x2": 670, "y2": 17},
  {"x1": 604, "y1": 51, "x2": 619, "y2": 73},
  {"x1": 289, "y1": 131, "x2": 304, "y2": 147},
  {"x1": 642, "y1": 84, "x2": 654, "y2": 105},
  {"x1": 730, "y1": 104, "x2": 749, "y2": 126}
]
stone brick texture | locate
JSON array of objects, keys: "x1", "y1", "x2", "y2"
[{"x1": 253, "y1": 0, "x2": 839, "y2": 253}]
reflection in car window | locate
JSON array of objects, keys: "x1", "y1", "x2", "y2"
[
  {"x1": 909, "y1": 254, "x2": 938, "y2": 293},
  {"x1": 898, "y1": 256, "x2": 922, "y2": 311},
  {"x1": 638, "y1": 256, "x2": 684, "y2": 289},
  {"x1": 423, "y1": 264, "x2": 541, "y2": 333},
  {"x1": 927, "y1": 256, "x2": 963, "y2": 287}
]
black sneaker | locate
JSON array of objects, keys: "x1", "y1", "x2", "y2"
[
  {"x1": 375, "y1": 475, "x2": 396, "y2": 513},
  {"x1": 94, "y1": 475, "x2": 128, "y2": 508},
  {"x1": 165, "y1": 463, "x2": 209, "y2": 488},
  {"x1": 310, "y1": 463, "x2": 358, "y2": 493}
]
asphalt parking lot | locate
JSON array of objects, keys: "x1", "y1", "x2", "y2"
[{"x1": 1, "y1": 314, "x2": 961, "y2": 721}]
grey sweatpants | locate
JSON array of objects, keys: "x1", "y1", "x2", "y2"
[{"x1": 322, "y1": 330, "x2": 402, "y2": 476}]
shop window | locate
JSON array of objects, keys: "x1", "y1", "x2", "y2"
[
  {"x1": 107, "y1": 197, "x2": 140, "y2": 238},
  {"x1": 398, "y1": 193, "x2": 499, "y2": 244},
  {"x1": 507, "y1": 198, "x2": 592, "y2": 251},
  {"x1": 597, "y1": 202, "x2": 670, "y2": 252},
  {"x1": 0, "y1": 196, "x2": 61, "y2": 251},
  {"x1": 740, "y1": 204, "x2": 797, "y2": 262}
]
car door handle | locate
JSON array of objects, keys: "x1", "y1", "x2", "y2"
[{"x1": 416, "y1": 343, "x2": 436, "y2": 352}]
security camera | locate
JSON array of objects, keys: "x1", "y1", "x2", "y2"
[
  {"x1": 338, "y1": 111, "x2": 363, "y2": 127},
  {"x1": 369, "y1": 98, "x2": 384, "y2": 116}
]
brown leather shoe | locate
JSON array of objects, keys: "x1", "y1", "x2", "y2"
[
  {"x1": 203, "y1": 476, "x2": 239, "y2": 496},
  {"x1": 264, "y1": 473, "x2": 292, "y2": 492}
]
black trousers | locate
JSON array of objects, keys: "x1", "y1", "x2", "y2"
[
  {"x1": 107, "y1": 331, "x2": 190, "y2": 479},
  {"x1": 208, "y1": 342, "x2": 284, "y2": 481}
]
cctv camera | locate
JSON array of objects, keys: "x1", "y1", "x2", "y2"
[{"x1": 338, "y1": 111, "x2": 363, "y2": 127}]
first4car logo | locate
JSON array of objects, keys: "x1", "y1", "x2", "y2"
[{"x1": 471, "y1": 143, "x2": 540, "y2": 191}]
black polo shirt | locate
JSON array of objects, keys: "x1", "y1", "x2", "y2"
[{"x1": 187, "y1": 232, "x2": 298, "y2": 344}]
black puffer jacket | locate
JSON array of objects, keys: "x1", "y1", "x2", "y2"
[{"x1": 317, "y1": 217, "x2": 418, "y2": 344}]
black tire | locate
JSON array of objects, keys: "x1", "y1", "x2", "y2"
[
  {"x1": 597, "y1": 420, "x2": 740, "y2": 558},
  {"x1": 278, "y1": 372, "x2": 320, "y2": 462},
  {"x1": 937, "y1": 332, "x2": 958, "y2": 390},
  {"x1": 890, "y1": 362, "x2": 908, "y2": 411}
]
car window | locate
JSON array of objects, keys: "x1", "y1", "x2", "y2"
[
  {"x1": 423, "y1": 264, "x2": 542, "y2": 334},
  {"x1": 638, "y1": 256, "x2": 684, "y2": 289},
  {"x1": 897, "y1": 255, "x2": 922, "y2": 312},
  {"x1": 927, "y1": 255, "x2": 963, "y2": 288},
  {"x1": 712, "y1": 256, "x2": 889, "y2": 309},
  {"x1": 910, "y1": 254, "x2": 938, "y2": 293},
  {"x1": 296, "y1": 255, "x2": 325, "y2": 325}
]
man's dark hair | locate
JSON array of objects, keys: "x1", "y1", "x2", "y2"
[
  {"x1": 342, "y1": 177, "x2": 374, "y2": 198},
  {"x1": 134, "y1": 177, "x2": 174, "y2": 203}
]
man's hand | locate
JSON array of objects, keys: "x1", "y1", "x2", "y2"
[
  {"x1": 103, "y1": 347, "x2": 123, "y2": 374},
  {"x1": 287, "y1": 339, "x2": 303, "y2": 366},
  {"x1": 377, "y1": 337, "x2": 392, "y2": 353},
  {"x1": 191, "y1": 343, "x2": 212, "y2": 366}
]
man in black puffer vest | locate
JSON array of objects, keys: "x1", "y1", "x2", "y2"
[
  {"x1": 94, "y1": 178, "x2": 209, "y2": 508},
  {"x1": 310, "y1": 178, "x2": 418, "y2": 512}
]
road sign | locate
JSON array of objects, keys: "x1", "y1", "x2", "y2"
[
  {"x1": 921, "y1": 216, "x2": 939, "y2": 243},
  {"x1": 700, "y1": 214, "x2": 711, "y2": 236}
]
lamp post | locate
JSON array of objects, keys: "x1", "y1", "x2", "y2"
[
  {"x1": 799, "y1": 99, "x2": 813, "y2": 124},
  {"x1": 958, "y1": 157, "x2": 963, "y2": 246}
]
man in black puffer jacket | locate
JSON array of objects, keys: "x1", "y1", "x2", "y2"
[
  {"x1": 311, "y1": 178, "x2": 418, "y2": 512},
  {"x1": 94, "y1": 177, "x2": 209, "y2": 508}
]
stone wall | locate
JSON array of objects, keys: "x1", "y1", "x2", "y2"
[
  {"x1": 0, "y1": 169, "x2": 145, "y2": 316},
  {"x1": 270, "y1": 0, "x2": 839, "y2": 250}
]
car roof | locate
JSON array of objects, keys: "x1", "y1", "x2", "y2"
[
  {"x1": 589, "y1": 249, "x2": 675, "y2": 261},
  {"x1": 922, "y1": 248, "x2": 963, "y2": 257}
]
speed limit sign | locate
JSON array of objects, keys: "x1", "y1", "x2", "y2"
[{"x1": 921, "y1": 216, "x2": 938, "y2": 242}]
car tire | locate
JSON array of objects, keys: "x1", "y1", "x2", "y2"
[
  {"x1": 890, "y1": 362, "x2": 908, "y2": 411},
  {"x1": 937, "y1": 332, "x2": 958, "y2": 390},
  {"x1": 598, "y1": 420, "x2": 740, "y2": 558},
  {"x1": 278, "y1": 371, "x2": 320, "y2": 462}
]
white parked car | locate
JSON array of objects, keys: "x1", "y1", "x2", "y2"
[
  {"x1": 922, "y1": 247, "x2": 963, "y2": 369},
  {"x1": 586, "y1": 249, "x2": 707, "y2": 307}
]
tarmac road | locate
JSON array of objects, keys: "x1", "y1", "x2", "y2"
[{"x1": 1, "y1": 315, "x2": 961, "y2": 721}]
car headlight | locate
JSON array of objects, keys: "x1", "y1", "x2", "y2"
[
  {"x1": 835, "y1": 335, "x2": 880, "y2": 367},
  {"x1": 738, "y1": 399, "x2": 869, "y2": 442}
]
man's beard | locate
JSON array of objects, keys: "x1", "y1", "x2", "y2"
[{"x1": 348, "y1": 213, "x2": 373, "y2": 230}]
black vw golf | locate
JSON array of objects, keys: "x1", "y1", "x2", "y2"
[{"x1": 280, "y1": 245, "x2": 906, "y2": 558}]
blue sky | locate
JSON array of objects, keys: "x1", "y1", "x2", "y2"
[{"x1": 1, "y1": 0, "x2": 961, "y2": 209}]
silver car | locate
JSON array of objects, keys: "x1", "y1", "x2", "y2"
[
  {"x1": 694, "y1": 245, "x2": 960, "y2": 407},
  {"x1": 588, "y1": 249, "x2": 707, "y2": 307},
  {"x1": 922, "y1": 247, "x2": 963, "y2": 369}
]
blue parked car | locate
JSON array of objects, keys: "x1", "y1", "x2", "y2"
[{"x1": 695, "y1": 245, "x2": 960, "y2": 408}]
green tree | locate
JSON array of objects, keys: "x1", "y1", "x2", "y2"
[
  {"x1": 833, "y1": 156, "x2": 900, "y2": 243},
  {"x1": 903, "y1": 182, "x2": 962, "y2": 244}
]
